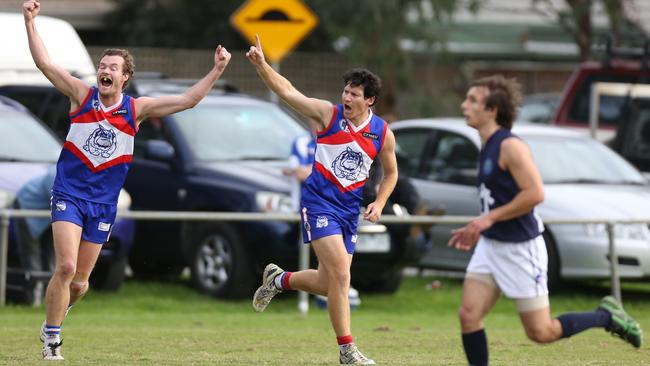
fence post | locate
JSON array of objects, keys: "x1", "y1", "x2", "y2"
[
  {"x1": 606, "y1": 222, "x2": 621, "y2": 302},
  {"x1": 0, "y1": 211, "x2": 9, "y2": 306},
  {"x1": 297, "y1": 229, "x2": 309, "y2": 315}
]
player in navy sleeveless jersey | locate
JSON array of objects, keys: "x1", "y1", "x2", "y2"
[
  {"x1": 247, "y1": 35, "x2": 397, "y2": 365},
  {"x1": 449, "y1": 75, "x2": 642, "y2": 366},
  {"x1": 23, "y1": 0, "x2": 231, "y2": 360}
]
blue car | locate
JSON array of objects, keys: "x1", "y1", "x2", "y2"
[{"x1": 0, "y1": 96, "x2": 134, "y2": 302}]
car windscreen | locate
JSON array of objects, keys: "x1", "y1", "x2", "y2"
[
  {"x1": 0, "y1": 109, "x2": 60, "y2": 162},
  {"x1": 173, "y1": 102, "x2": 306, "y2": 161},
  {"x1": 526, "y1": 135, "x2": 646, "y2": 185}
]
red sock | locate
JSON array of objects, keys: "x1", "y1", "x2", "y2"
[
  {"x1": 337, "y1": 335, "x2": 354, "y2": 345},
  {"x1": 281, "y1": 272, "x2": 293, "y2": 290}
]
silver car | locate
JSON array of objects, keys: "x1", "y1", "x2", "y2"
[{"x1": 390, "y1": 118, "x2": 650, "y2": 288}]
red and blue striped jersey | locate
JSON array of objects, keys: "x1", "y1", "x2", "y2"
[
  {"x1": 301, "y1": 104, "x2": 387, "y2": 217},
  {"x1": 52, "y1": 87, "x2": 138, "y2": 204}
]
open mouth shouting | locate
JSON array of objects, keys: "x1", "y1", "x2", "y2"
[{"x1": 99, "y1": 75, "x2": 113, "y2": 88}]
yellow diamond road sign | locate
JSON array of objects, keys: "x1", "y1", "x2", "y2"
[{"x1": 230, "y1": 0, "x2": 319, "y2": 63}]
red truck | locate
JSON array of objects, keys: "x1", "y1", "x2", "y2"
[{"x1": 551, "y1": 41, "x2": 650, "y2": 171}]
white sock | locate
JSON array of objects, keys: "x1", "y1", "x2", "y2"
[
  {"x1": 44, "y1": 334, "x2": 61, "y2": 346},
  {"x1": 273, "y1": 273, "x2": 285, "y2": 290},
  {"x1": 339, "y1": 342, "x2": 355, "y2": 351}
]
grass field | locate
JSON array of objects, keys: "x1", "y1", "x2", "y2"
[{"x1": 1, "y1": 274, "x2": 649, "y2": 365}]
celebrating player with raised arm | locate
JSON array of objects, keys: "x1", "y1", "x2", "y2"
[
  {"x1": 247, "y1": 35, "x2": 397, "y2": 365},
  {"x1": 23, "y1": 0, "x2": 231, "y2": 360}
]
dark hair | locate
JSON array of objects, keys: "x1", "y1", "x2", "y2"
[
  {"x1": 99, "y1": 48, "x2": 135, "y2": 90},
  {"x1": 471, "y1": 75, "x2": 522, "y2": 129},
  {"x1": 342, "y1": 68, "x2": 381, "y2": 106}
]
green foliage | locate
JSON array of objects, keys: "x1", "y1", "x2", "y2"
[
  {"x1": 306, "y1": 0, "x2": 482, "y2": 117},
  {"x1": 531, "y1": 0, "x2": 644, "y2": 60},
  {"x1": 104, "y1": 0, "x2": 247, "y2": 48},
  {"x1": 103, "y1": 0, "x2": 482, "y2": 118}
]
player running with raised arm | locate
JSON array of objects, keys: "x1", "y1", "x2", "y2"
[{"x1": 247, "y1": 35, "x2": 397, "y2": 365}]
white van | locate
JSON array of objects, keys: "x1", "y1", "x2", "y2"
[{"x1": 0, "y1": 12, "x2": 95, "y2": 85}]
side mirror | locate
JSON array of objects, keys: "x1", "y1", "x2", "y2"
[{"x1": 145, "y1": 140, "x2": 175, "y2": 161}]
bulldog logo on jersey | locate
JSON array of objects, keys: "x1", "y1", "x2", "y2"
[
  {"x1": 332, "y1": 147, "x2": 363, "y2": 181},
  {"x1": 83, "y1": 125, "x2": 117, "y2": 158},
  {"x1": 92, "y1": 99, "x2": 101, "y2": 111},
  {"x1": 338, "y1": 119, "x2": 350, "y2": 133}
]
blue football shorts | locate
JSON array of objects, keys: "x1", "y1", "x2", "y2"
[
  {"x1": 50, "y1": 192, "x2": 117, "y2": 245},
  {"x1": 300, "y1": 207, "x2": 359, "y2": 254}
]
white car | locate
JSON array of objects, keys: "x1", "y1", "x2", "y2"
[{"x1": 391, "y1": 118, "x2": 650, "y2": 289}]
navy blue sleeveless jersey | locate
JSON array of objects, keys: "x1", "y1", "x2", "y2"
[{"x1": 478, "y1": 128, "x2": 542, "y2": 242}]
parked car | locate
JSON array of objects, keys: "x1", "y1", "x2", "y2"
[
  {"x1": 0, "y1": 12, "x2": 95, "y2": 86},
  {"x1": 391, "y1": 118, "x2": 650, "y2": 290},
  {"x1": 0, "y1": 96, "x2": 134, "y2": 303},
  {"x1": 551, "y1": 35, "x2": 650, "y2": 144},
  {"x1": 517, "y1": 93, "x2": 560, "y2": 124}
]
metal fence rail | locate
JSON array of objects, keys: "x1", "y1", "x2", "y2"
[{"x1": 2, "y1": 209, "x2": 647, "y2": 306}]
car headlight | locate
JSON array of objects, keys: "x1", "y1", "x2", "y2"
[
  {"x1": 584, "y1": 223, "x2": 650, "y2": 240},
  {"x1": 117, "y1": 188, "x2": 132, "y2": 211},
  {"x1": 255, "y1": 191, "x2": 293, "y2": 213},
  {"x1": 0, "y1": 189, "x2": 16, "y2": 208},
  {"x1": 616, "y1": 224, "x2": 650, "y2": 240}
]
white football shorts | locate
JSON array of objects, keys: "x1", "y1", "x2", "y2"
[{"x1": 466, "y1": 235, "x2": 548, "y2": 301}]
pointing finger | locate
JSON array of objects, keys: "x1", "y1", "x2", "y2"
[{"x1": 255, "y1": 34, "x2": 261, "y2": 51}]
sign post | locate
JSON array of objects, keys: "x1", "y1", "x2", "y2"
[
  {"x1": 231, "y1": 0, "x2": 318, "y2": 312},
  {"x1": 231, "y1": 0, "x2": 319, "y2": 102},
  {"x1": 231, "y1": 0, "x2": 319, "y2": 64}
]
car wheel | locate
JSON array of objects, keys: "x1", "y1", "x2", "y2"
[
  {"x1": 543, "y1": 230, "x2": 561, "y2": 293},
  {"x1": 188, "y1": 223, "x2": 256, "y2": 299},
  {"x1": 91, "y1": 254, "x2": 127, "y2": 291}
]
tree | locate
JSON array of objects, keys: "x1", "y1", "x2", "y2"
[
  {"x1": 307, "y1": 0, "x2": 483, "y2": 119},
  {"x1": 104, "y1": 0, "x2": 480, "y2": 118},
  {"x1": 532, "y1": 0, "x2": 642, "y2": 61}
]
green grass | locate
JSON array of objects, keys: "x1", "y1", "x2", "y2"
[{"x1": 1, "y1": 276, "x2": 649, "y2": 365}]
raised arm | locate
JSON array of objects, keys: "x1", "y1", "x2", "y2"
[
  {"x1": 364, "y1": 129, "x2": 398, "y2": 223},
  {"x1": 134, "y1": 45, "x2": 231, "y2": 124},
  {"x1": 246, "y1": 35, "x2": 332, "y2": 130},
  {"x1": 23, "y1": 1, "x2": 88, "y2": 109}
]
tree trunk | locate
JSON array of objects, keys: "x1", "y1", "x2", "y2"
[{"x1": 566, "y1": 0, "x2": 592, "y2": 61}]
